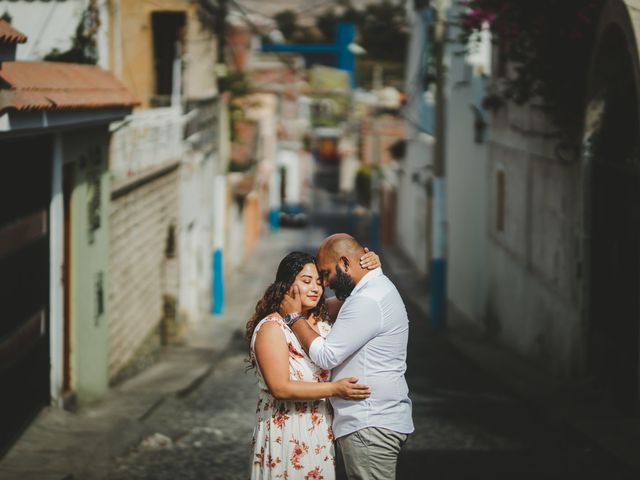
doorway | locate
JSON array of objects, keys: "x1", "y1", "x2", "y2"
[
  {"x1": 587, "y1": 25, "x2": 640, "y2": 414},
  {"x1": 0, "y1": 136, "x2": 52, "y2": 455}
]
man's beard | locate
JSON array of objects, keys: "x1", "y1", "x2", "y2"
[{"x1": 330, "y1": 264, "x2": 356, "y2": 301}]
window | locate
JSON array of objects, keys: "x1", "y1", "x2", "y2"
[{"x1": 151, "y1": 11, "x2": 186, "y2": 106}]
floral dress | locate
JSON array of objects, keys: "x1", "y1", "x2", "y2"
[{"x1": 249, "y1": 314, "x2": 335, "y2": 480}]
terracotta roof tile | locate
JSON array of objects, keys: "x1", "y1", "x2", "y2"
[
  {"x1": 0, "y1": 20, "x2": 27, "y2": 44},
  {"x1": 0, "y1": 61, "x2": 138, "y2": 114}
]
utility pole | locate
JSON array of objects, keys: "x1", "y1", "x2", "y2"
[
  {"x1": 216, "y1": 0, "x2": 227, "y2": 64},
  {"x1": 431, "y1": 0, "x2": 447, "y2": 331},
  {"x1": 212, "y1": 0, "x2": 228, "y2": 315}
]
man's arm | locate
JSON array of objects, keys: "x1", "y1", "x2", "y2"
[
  {"x1": 281, "y1": 286, "x2": 383, "y2": 369},
  {"x1": 308, "y1": 296, "x2": 382, "y2": 370},
  {"x1": 254, "y1": 321, "x2": 370, "y2": 400}
]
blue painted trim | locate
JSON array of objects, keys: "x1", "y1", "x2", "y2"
[
  {"x1": 261, "y1": 22, "x2": 357, "y2": 87},
  {"x1": 430, "y1": 258, "x2": 446, "y2": 331},
  {"x1": 269, "y1": 208, "x2": 280, "y2": 231},
  {"x1": 212, "y1": 249, "x2": 224, "y2": 315}
]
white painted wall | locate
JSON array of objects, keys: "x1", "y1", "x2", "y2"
[
  {"x1": 178, "y1": 150, "x2": 216, "y2": 323},
  {"x1": 396, "y1": 135, "x2": 431, "y2": 275},
  {"x1": 183, "y1": 16, "x2": 218, "y2": 100},
  {"x1": 397, "y1": 7, "x2": 433, "y2": 275},
  {"x1": 2, "y1": 0, "x2": 110, "y2": 69},
  {"x1": 109, "y1": 107, "x2": 185, "y2": 182},
  {"x1": 485, "y1": 102, "x2": 583, "y2": 377},
  {"x1": 398, "y1": 1, "x2": 586, "y2": 381},
  {"x1": 444, "y1": 5, "x2": 490, "y2": 331}
]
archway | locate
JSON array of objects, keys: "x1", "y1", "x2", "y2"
[{"x1": 584, "y1": 2, "x2": 640, "y2": 413}]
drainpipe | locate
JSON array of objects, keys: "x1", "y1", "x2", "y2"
[
  {"x1": 50, "y1": 133, "x2": 64, "y2": 406},
  {"x1": 269, "y1": 161, "x2": 281, "y2": 231},
  {"x1": 212, "y1": 174, "x2": 225, "y2": 314}
]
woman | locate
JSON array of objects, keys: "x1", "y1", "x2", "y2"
[{"x1": 247, "y1": 250, "x2": 380, "y2": 480}]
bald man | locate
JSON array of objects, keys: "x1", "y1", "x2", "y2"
[{"x1": 281, "y1": 234, "x2": 414, "y2": 480}]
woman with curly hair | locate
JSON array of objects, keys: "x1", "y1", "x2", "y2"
[{"x1": 248, "y1": 250, "x2": 380, "y2": 480}]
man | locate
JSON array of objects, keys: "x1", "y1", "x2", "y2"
[{"x1": 281, "y1": 233, "x2": 414, "y2": 480}]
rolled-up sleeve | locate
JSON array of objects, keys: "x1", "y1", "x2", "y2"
[{"x1": 309, "y1": 296, "x2": 382, "y2": 369}]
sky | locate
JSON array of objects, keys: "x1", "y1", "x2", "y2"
[{"x1": 232, "y1": 0, "x2": 404, "y2": 26}]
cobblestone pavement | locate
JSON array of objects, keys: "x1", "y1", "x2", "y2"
[
  {"x1": 107, "y1": 186, "x2": 639, "y2": 480},
  {"x1": 109, "y1": 334, "x2": 255, "y2": 480},
  {"x1": 108, "y1": 225, "x2": 327, "y2": 480}
]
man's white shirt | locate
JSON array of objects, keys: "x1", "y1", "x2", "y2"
[{"x1": 309, "y1": 268, "x2": 414, "y2": 439}]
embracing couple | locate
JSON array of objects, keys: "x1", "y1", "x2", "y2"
[{"x1": 247, "y1": 233, "x2": 414, "y2": 480}]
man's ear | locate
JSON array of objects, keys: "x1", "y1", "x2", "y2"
[{"x1": 339, "y1": 256, "x2": 350, "y2": 271}]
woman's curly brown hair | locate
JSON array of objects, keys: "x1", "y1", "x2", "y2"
[{"x1": 246, "y1": 251, "x2": 330, "y2": 348}]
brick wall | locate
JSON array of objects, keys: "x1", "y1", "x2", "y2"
[{"x1": 108, "y1": 166, "x2": 180, "y2": 378}]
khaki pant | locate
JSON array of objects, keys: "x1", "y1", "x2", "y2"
[{"x1": 337, "y1": 427, "x2": 408, "y2": 480}]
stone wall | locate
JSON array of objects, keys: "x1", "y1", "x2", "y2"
[{"x1": 108, "y1": 166, "x2": 179, "y2": 379}]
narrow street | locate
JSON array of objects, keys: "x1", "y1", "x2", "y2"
[
  {"x1": 2, "y1": 3, "x2": 640, "y2": 479},
  {"x1": 106, "y1": 182, "x2": 638, "y2": 480}
]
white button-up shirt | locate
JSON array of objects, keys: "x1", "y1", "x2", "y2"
[{"x1": 309, "y1": 268, "x2": 414, "y2": 439}]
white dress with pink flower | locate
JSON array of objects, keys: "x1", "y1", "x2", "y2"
[{"x1": 249, "y1": 314, "x2": 335, "y2": 480}]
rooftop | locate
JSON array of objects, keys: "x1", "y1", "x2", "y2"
[
  {"x1": 0, "y1": 19, "x2": 27, "y2": 44},
  {"x1": 0, "y1": 61, "x2": 138, "y2": 114}
]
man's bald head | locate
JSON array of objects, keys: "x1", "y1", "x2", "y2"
[
  {"x1": 317, "y1": 233, "x2": 364, "y2": 266},
  {"x1": 316, "y1": 234, "x2": 368, "y2": 299}
]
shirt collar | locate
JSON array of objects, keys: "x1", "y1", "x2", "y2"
[{"x1": 350, "y1": 267, "x2": 383, "y2": 296}]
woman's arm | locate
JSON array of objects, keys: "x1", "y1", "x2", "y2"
[
  {"x1": 359, "y1": 247, "x2": 381, "y2": 270},
  {"x1": 254, "y1": 322, "x2": 370, "y2": 401}
]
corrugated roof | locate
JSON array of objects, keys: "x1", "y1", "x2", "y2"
[
  {"x1": 0, "y1": 20, "x2": 28, "y2": 44},
  {"x1": 0, "y1": 61, "x2": 138, "y2": 114}
]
